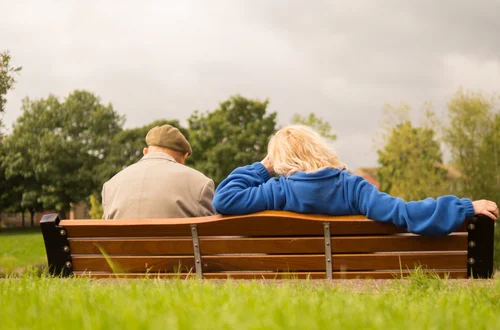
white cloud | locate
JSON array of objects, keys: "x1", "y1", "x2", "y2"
[
  {"x1": 442, "y1": 54, "x2": 500, "y2": 94},
  {"x1": 2, "y1": 0, "x2": 499, "y2": 170}
]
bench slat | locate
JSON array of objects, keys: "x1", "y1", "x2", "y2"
[
  {"x1": 71, "y1": 252, "x2": 466, "y2": 272},
  {"x1": 72, "y1": 270, "x2": 468, "y2": 279},
  {"x1": 69, "y1": 234, "x2": 467, "y2": 255},
  {"x1": 62, "y1": 211, "x2": 467, "y2": 237}
]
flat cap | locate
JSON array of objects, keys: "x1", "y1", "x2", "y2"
[{"x1": 145, "y1": 125, "x2": 192, "y2": 155}]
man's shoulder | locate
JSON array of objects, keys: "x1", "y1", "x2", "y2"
[
  {"x1": 104, "y1": 159, "x2": 212, "y2": 187},
  {"x1": 178, "y1": 164, "x2": 212, "y2": 184},
  {"x1": 103, "y1": 162, "x2": 141, "y2": 187}
]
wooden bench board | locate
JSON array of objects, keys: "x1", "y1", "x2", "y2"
[
  {"x1": 40, "y1": 211, "x2": 494, "y2": 279},
  {"x1": 68, "y1": 234, "x2": 468, "y2": 255}
]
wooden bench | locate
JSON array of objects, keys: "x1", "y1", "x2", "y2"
[{"x1": 40, "y1": 211, "x2": 495, "y2": 279}]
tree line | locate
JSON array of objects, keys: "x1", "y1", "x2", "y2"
[
  {"x1": 377, "y1": 90, "x2": 499, "y2": 204},
  {"x1": 0, "y1": 52, "x2": 498, "y2": 228}
]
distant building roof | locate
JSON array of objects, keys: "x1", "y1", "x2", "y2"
[
  {"x1": 352, "y1": 167, "x2": 379, "y2": 189},
  {"x1": 352, "y1": 164, "x2": 461, "y2": 190},
  {"x1": 434, "y1": 162, "x2": 461, "y2": 180}
]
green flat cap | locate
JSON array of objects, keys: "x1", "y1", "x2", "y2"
[{"x1": 145, "y1": 125, "x2": 192, "y2": 155}]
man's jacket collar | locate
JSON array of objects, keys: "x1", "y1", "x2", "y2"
[{"x1": 140, "y1": 152, "x2": 177, "y2": 163}]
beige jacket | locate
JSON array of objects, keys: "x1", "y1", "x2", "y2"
[{"x1": 102, "y1": 152, "x2": 215, "y2": 219}]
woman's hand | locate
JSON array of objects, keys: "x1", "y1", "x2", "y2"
[
  {"x1": 472, "y1": 199, "x2": 499, "y2": 220},
  {"x1": 261, "y1": 155, "x2": 275, "y2": 176}
]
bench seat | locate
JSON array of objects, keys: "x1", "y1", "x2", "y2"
[{"x1": 40, "y1": 211, "x2": 495, "y2": 279}]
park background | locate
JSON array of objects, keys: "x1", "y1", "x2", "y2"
[
  {"x1": 1, "y1": 2, "x2": 500, "y2": 329},
  {"x1": 1, "y1": 0, "x2": 499, "y2": 272}
]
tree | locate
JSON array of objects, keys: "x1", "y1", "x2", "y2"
[
  {"x1": 377, "y1": 104, "x2": 449, "y2": 201},
  {"x1": 475, "y1": 112, "x2": 500, "y2": 201},
  {"x1": 187, "y1": 95, "x2": 277, "y2": 185},
  {"x1": 291, "y1": 113, "x2": 337, "y2": 141},
  {"x1": 3, "y1": 90, "x2": 123, "y2": 217},
  {"x1": 443, "y1": 89, "x2": 499, "y2": 199},
  {"x1": 88, "y1": 194, "x2": 103, "y2": 219},
  {"x1": 0, "y1": 51, "x2": 21, "y2": 132},
  {"x1": 0, "y1": 141, "x2": 23, "y2": 217},
  {"x1": 0, "y1": 142, "x2": 41, "y2": 227},
  {"x1": 442, "y1": 89, "x2": 500, "y2": 268}
]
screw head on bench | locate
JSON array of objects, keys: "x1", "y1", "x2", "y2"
[
  {"x1": 60, "y1": 229, "x2": 66, "y2": 236},
  {"x1": 65, "y1": 261, "x2": 72, "y2": 268},
  {"x1": 469, "y1": 241, "x2": 476, "y2": 248},
  {"x1": 196, "y1": 260, "x2": 200, "y2": 264},
  {"x1": 468, "y1": 258, "x2": 475, "y2": 265},
  {"x1": 63, "y1": 245, "x2": 70, "y2": 252},
  {"x1": 468, "y1": 223, "x2": 475, "y2": 230}
]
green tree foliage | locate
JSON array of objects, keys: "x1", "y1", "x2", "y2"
[
  {"x1": 476, "y1": 112, "x2": 500, "y2": 201},
  {"x1": 2, "y1": 90, "x2": 123, "y2": 215},
  {"x1": 442, "y1": 90, "x2": 500, "y2": 268},
  {"x1": 187, "y1": 95, "x2": 277, "y2": 185},
  {"x1": 443, "y1": 89, "x2": 499, "y2": 199},
  {"x1": 291, "y1": 113, "x2": 337, "y2": 141},
  {"x1": 89, "y1": 194, "x2": 103, "y2": 219},
  {"x1": 377, "y1": 104, "x2": 448, "y2": 201},
  {"x1": 0, "y1": 141, "x2": 23, "y2": 214},
  {"x1": 0, "y1": 51, "x2": 22, "y2": 131},
  {"x1": 95, "y1": 119, "x2": 188, "y2": 195}
]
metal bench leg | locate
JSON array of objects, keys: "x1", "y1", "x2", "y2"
[
  {"x1": 40, "y1": 214, "x2": 72, "y2": 277},
  {"x1": 467, "y1": 215, "x2": 494, "y2": 279}
]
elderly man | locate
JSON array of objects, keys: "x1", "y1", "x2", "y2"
[{"x1": 102, "y1": 124, "x2": 215, "y2": 219}]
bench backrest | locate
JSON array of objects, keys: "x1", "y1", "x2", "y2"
[{"x1": 40, "y1": 211, "x2": 494, "y2": 279}]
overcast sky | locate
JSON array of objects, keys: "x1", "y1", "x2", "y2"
[{"x1": 1, "y1": 0, "x2": 500, "y2": 169}]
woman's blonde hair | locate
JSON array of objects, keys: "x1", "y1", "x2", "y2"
[{"x1": 268, "y1": 125, "x2": 344, "y2": 176}]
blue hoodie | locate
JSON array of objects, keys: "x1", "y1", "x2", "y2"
[{"x1": 212, "y1": 162, "x2": 475, "y2": 236}]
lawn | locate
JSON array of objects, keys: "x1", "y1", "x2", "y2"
[
  {"x1": 0, "y1": 228, "x2": 46, "y2": 273},
  {"x1": 1, "y1": 275, "x2": 500, "y2": 329},
  {"x1": 2, "y1": 228, "x2": 500, "y2": 329}
]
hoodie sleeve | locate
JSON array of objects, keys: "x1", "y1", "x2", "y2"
[
  {"x1": 213, "y1": 162, "x2": 285, "y2": 214},
  {"x1": 347, "y1": 175, "x2": 475, "y2": 236}
]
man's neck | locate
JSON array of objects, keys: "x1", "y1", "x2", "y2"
[{"x1": 146, "y1": 147, "x2": 184, "y2": 164}]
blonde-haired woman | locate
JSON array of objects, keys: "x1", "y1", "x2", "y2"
[{"x1": 213, "y1": 125, "x2": 498, "y2": 236}]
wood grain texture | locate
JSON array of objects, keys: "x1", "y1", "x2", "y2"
[
  {"x1": 71, "y1": 252, "x2": 466, "y2": 272},
  {"x1": 62, "y1": 217, "x2": 404, "y2": 238},
  {"x1": 69, "y1": 234, "x2": 467, "y2": 255},
  {"x1": 69, "y1": 238, "x2": 194, "y2": 255},
  {"x1": 60, "y1": 211, "x2": 467, "y2": 238}
]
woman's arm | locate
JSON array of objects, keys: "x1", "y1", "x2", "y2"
[
  {"x1": 213, "y1": 162, "x2": 285, "y2": 214},
  {"x1": 347, "y1": 175, "x2": 476, "y2": 236}
]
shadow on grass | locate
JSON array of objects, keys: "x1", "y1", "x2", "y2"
[
  {"x1": 0, "y1": 227, "x2": 42, "y2": 236},
  {"x1": 0, "y1": 264, "x2": 47, "y2": 278}
]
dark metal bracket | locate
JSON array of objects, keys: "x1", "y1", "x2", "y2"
[
  {"x1": 40, "y1": 214, "x2": 73, "y2": 277},
  {"x1": 323, "y1": 222, "x2": 333, "y2": 279},
  {"x1": 191, "y1": 224, "x2": 203, "y2": 279},
  {"x1": 467, "y1": 215, "x2": 494, "y2": 278}
]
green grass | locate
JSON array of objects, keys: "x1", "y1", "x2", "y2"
[
  {"x1": 1, "y1": 274, "x2": 500, "y2": 329},
  {"x1": 1, "y1": 227, "x2": 500, "y2": 329},
  {"x1": 0, "y1": 228, "x2": 46, "y2": 273}
]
